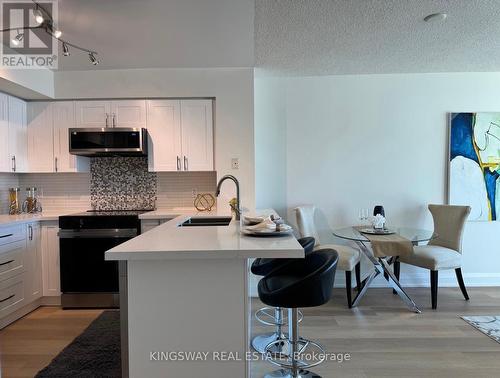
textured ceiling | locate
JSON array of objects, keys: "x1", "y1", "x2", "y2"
[{"x1": 255, "y1": 0, "x2": 500, "y2": 75}]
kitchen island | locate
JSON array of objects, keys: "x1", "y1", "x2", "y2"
[{"x1": 105, "y1": 210, "x2": 303, "y2": 378}]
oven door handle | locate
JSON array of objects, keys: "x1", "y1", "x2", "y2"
[{"x1": 58, "y1": 229, "x2": 138, "y2": 239}]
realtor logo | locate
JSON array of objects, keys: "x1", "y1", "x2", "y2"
[{"x1": 1, "y1": 0, "x2": 58, "y2": 69}]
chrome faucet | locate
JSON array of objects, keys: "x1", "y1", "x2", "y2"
[{"x1": 215, "y1": 175, "x2": 241, "y2": 220}]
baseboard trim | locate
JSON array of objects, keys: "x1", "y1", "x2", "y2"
[{"x1": 249, "y1": 272, "x2": 500, "y2": 297}]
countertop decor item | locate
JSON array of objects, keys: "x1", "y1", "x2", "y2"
[
  {"x1": 194, "y1": 193, "x2": 216, "y2": 211},
  {"x1": 8, "y1": 187, "x2": 21, "y2": 215},
  {"x1": 373, "y1": 205, "x2": 385, "y2": 217},
  {"x1": 22, "y1": 187, "x2": 42, "y2": 214}
]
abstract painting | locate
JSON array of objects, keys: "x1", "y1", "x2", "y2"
[{"x1": 449, "y1": 113, "x2": 500, "y2": 221}]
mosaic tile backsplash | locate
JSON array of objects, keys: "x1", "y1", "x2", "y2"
[{"x1": 90, "y1": 157, "x2": 157, "y2": 210}]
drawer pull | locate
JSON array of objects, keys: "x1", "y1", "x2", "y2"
[
  {"x1": 0, "y1": 294, "x2": 14, "y2": 303},
  {"x1": 0, "y1": 234, "x2": 13, "y2": 239},
  {"x1": 0, "y1": 259, "x2": 14, "y2": 267}
]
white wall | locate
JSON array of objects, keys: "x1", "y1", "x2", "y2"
[
  {"x1": 0, "y1": 68, "x2": 54, "y2": 99},
  {"x1": 256, "y1": 72, "x2": 500, "y2": 287},
  {"x1": 254, "y1": 76, "x2": 287, "y2": 216},
  {"x1": 55, "y1": 68, "x2": 255, "y2": 208}
]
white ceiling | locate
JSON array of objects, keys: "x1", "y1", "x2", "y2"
[
  {"x1": 255, "y1": 0, "x2": 500, "y2": 75},
  {"x1": 55, "y1": 0, "x2": 254, "y2": 70},
  {"x1": 42, "y1": 0, "x2": 500, "y2": 74}
]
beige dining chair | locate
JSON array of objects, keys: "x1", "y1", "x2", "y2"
[
  {"x1": 395, "y1": 204, "x2": 471, "y2": 309},
  {"x1": 294, "y1": 205, "x2": 361, "y2": 308}
]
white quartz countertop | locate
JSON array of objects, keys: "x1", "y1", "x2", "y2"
[
  {"x1": 0, "y1": 211, "x2": 74, "y2": 226},
  {"x1": 106, "y1": 209, "x2": 304, "y2": 261}
]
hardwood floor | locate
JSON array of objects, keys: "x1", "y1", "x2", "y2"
[
  {"x1": 251, "y1": 287, "x2": 500, "y2": 378},
  {"x1": 0, "y1": 288, "x2": 499, "y2": 378},
  {"x1": 0, "y1": 307, "x2": 102, "y2": 378}
]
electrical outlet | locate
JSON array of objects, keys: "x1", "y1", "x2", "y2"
[
  {"x1": 231, "y1": 158, "x2": 239, "y2": 170},
  {"x1": 192, "y1": 188, "x2": 198, "y2": 198}
]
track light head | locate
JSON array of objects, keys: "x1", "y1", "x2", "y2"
[
  {"x1": 11, "y1": 31, "x2": 24, "y2": 46},
  {"x1": 54, "y1": 29, "x2": 62, "y2": 38},
  {"x1": 62, "y1": 42, "x2": 70, "y2": 56},
  {"x1": 33, "y1": 6, "x2": 44, "y2": 24},
  {"x1": 89, "y1": 52, "x2": 98, "y2": 65}
]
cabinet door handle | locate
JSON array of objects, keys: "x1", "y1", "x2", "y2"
[
  {"x1": 0, "y1": 294, "x2": 14, "y2": 303},
  {"x1": 0, "y1": 259, "x2": 14, "y2": 267},
  {"x1": 112, "y1": 113, "x2": 116, "y2": 128},
  {"x1": 176, "y1": 156, "x2": 181, "y2": 171},
  {"x1": 105, "y1": 113, "x2": 109, "y2": 128},
  {"x1": 0, "y1": 233, "x2": 13, "y2": 239},
  {"x1": 184, "y1": 156, "x2": 188, "y2": 171},
  {"x1": 11, "y1": 156, "x2": 16, "y2": 172},
  {"x1": 28, "y1": 225, "x2": 33, "y2": 240},
  {"x1": 54, "y1": 157, "x2": 58, "y2": 172}
]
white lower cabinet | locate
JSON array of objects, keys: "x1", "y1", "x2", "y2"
[
  {"x1": 25, "y1": 223, "x2": 42, "y2": 302},
  {"x1": 41, "y1": 222, "x2": 60, "y2": 297}
]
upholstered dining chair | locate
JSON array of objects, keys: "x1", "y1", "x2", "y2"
[
  {"x1": 294, "y1": 205, "x2": 361, "y2": 308},
  {"x1": 395, "y1": 204, "x2": 471, "y2": 309}
]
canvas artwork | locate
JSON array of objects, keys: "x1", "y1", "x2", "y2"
[{"x1": 449, "y1": 113, "x2": 500, "y2": 221}]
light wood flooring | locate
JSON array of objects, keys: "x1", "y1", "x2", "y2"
[{"x1": 1, "y1": 288, "x2": 499, "y2": 377}]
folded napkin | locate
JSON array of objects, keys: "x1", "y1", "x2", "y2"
[
  {"x1": 245, "y1": 216, "x2": 292, "y2": 232},
  {"x1": 371, "y1": 214, "x2": 386, "y2": 229}
]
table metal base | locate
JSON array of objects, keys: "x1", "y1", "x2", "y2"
[{"x1": 353, "y1": 241, "x2": 421, "y2": 313}]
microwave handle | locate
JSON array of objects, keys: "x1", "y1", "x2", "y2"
[{"x1": 105, "y1": 113, "x2": 109, "y2": 128}]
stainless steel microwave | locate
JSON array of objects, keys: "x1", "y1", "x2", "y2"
[{"x1": 69, "y1": 128, "x2": 148, "y2": 157}]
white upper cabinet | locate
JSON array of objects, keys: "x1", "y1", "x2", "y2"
[
  {"x1": 0, "y1": 94, "x2": 9, "y2": 172},
  {"x1": 180, "y1": 100, "x2": 214, "y2": 171},
  {"x1": 75, "y1": 100, "x2": 146, "y2": 129},
  {"x1": 27, "y1": 102, "x2": 54, "y2": 173},
  {"x1": 8, "y1": 96, "x2": 27, "y2": 173},
  {"x1": 75, "y1": 101, "x2": 111, "y2": 128},
  {"x1": 111, "y1": 100, "x2": 146, "y2": 128},
  {"x1": 53, "y1": 102, "x2": 89, "y2": 173},
  {"x1": 147, "y1": 100, "x2": 182, "y2": 171},
  {"x1": 147, "y1": 99, "x2": 214, "y2": 172}
]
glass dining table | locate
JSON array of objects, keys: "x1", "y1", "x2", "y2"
[{"x1": 332, "y1": 227, "x2": 435, "y2": 313}]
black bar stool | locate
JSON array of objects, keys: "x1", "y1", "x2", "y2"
[
  {"x1": 258, "y1": 249, "x2": 338, "y2": 378},
  {"x1": 251, "y1": 237, "x2": 315, "y2": 354}
]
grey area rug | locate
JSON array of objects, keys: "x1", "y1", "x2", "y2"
[
  {"x1": 36, "y1": 311, "x2": 121, "y2": 378},
  {"x1": 461, "y1": 315, "x2": 500, "y2": 344}
]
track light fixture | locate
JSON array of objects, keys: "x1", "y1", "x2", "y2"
[{"x1": 1, "y1": 1, "x2": 99, "y2": 66}]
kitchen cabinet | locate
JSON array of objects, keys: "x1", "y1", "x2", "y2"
[
  {"x1": 147, "y1": 99, "x2": 214, "y2": 172},
  {"x1": 26, "y1": 102, "x2": 89, "y2": 173},
  {"x1": 180, "y1": 100, "x2": 214, "y2": 171},
  {"x1": 53, "y1": 101, "x2": 89, "y2": 172},
  {"x1": 27, "y1": 102, "x2": 54, "y2": 172},
  {"x1": 24, "y1": 223, "x2": 42, "y2": 302},
  {"x1": 75, "y1": 100, "x2": 146, "y2": 128},
  {"x1": 41, "y1": 223, "x2": 60, "y2": 297},
  {"x1": 147, "y1": 100, "x2": 182, "y2": 171},
  {"x1": 8, "y1": 96, "x2": 27, "y2": 173},
  {"x1": 75, "y1": 101, "x2": 111, "y2": 128},
  {"x1": 0, "y1": 94, "x2": 9, "y2": 172}
]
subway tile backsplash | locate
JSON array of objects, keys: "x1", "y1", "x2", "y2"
[{"x1": 1, "y1": 159, "x2": 216, "y2": 214}]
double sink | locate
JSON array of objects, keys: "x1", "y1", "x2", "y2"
[{"x1": 179, "y1": 216, "x2": 232, "y2": 227}]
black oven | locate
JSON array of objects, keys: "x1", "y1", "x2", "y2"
[{"x1": 58, "y1": 211, "x2": 143, "y2": 308}]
